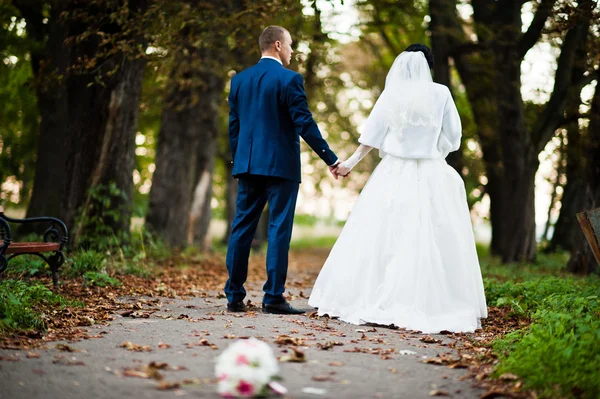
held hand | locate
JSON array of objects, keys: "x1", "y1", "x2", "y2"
[
  {"x1": 329, "y1": 164, "x2": 340, "y2": 180},
  {"x1": 336, "y1": 164, "x2": 351, "y2": 178}
]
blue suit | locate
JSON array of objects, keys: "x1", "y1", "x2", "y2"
[{"x1": 225, "y1": 58, "x2": 338, "y2": 305}]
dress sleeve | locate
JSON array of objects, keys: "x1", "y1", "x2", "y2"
[
  {"x1": 358, "y1": 91, "x2": 389, "y2": 149},
  {"x1": 338, "y1": 144, "x2": 373, "y2": 174},
  {"x1": 437, "y1": 89, "x2": 462, "y2": 157}
]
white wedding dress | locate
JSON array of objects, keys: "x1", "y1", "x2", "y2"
[{"x1": 308, "y1": 52, "x2": 487, "y2": 333}]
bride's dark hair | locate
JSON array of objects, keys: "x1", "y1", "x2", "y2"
[{"x1": 404, "y1": 44, "x2": 434, "y2": 69}]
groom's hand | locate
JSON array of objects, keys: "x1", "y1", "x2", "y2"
[{"x1": 329, "y1": 161, "x2": 341, "y2": 180}]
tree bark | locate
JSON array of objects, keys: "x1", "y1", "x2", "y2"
[
  {"x1": 60, "y1": 1, "x2": 148, "y2": 245},
  {"x1": 146, "y1": 12, "x2": 225, "y2": 249},
  {"x1": 547, "y1": 25, "x2": 590, "y2": 252},
  {"x1": 567, "y1": 73, "x2": 600, "y2": 275},
  {"x1": 146, "y1": 76, "x2": 205, "y2": 248},
  {"x1": 491, "y1": 3, "x2": 538, "y2": 262},
  {"x1": 189, "y1": 81, "x2": 222, "y2": 249},
  {"x1": 456, "y1": 0, "x2": 590, "y2": 262},
  {"x1": 429, "y1": 0, "x2": 464, "y2": 174},
  {"x1": 14, "y1": 2, "x2": 69, "y2": 222}
]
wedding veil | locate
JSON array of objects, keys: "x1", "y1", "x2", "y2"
[{"x1": 359, "y1": 51, "x2": 438, "y2": 151}]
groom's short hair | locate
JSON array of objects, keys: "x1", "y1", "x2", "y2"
[
  {"x1": 259, "y1": 26, "x2": 289, "y2": 52},
  {"x1": 404, "y1": 44, "x2": 434, "y2": 69}
]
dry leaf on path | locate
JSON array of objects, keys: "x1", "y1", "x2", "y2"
[
  {"x1": 280, "y1": 347, "x2": 306, "y2": 363},
  {"x1": 420, "y1": 335, "x2": 442, "y2": 344},
  {"x1": 52, "y1": 358, "x2": 85, "y2": 366},
  {"x1": 312, "y1": 375, "x2": 335, "y2": 382},
  {"x1": 328, "y1": 362, "x2": 344, "y2": 367},
  {"x1": 429, "y1": 389, "x2": 449, "y2": 396},
  {"x1": 317, "y1": 341, "x2": 343, "y2": 350},
  {"x1": 156, "y1": 381, "x2": 181, "y2": 390},
  {"x1": 55, "y1": 344, "x2": 79, "y2": 352},
  {"x1": 120, "y1": 341, "x2": 152, "y2": 352},
  {"x1": 274, "y1": 334, "x2": 305, "y2": 347}
]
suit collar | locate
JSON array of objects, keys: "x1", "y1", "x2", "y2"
[{"x1": 259, "y1": 57, "x2": 283, "y2": 67}]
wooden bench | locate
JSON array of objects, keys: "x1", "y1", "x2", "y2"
[{"x1": 0, "y1": 207, "x2": 68, "y2": 287}]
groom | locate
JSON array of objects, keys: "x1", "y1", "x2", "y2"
[{"x1": 225, "y1": 26, "x2": 340, "y2": 314}]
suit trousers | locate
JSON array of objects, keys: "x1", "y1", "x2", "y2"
[{"x1": 225, "y1": 174, "x2": 299, "y2": 305}]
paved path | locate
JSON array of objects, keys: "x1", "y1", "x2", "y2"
[{"x1": 0, "y1": 282, "x2": 484, "y2": 399}]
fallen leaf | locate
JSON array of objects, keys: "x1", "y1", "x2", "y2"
[
  {"x1": 120, "y1": 341, "x2": 152, "y2": 352},
  {"x1": 26, "y1": 352, "x2": 41, "y2": 359},
  {"x1": 56, "y1": 344, "x2": 79, "y2": 352},
  {"x1": 317, "y1": 341, "x2": 344, "y2": 350},
  {"x1": 429, "y1": 389, "x2": 449, "y2": 396},
  {"x1": 280, "y1": 347, "x2": 306, "y2": 363},
  {"x1": 122, "y1": 362, "x2": 165, "y2": 380},
  {"x1": 498, "y1": 373, "x2": 520, "y2": 381},
  {"x1": 186, "y1": 338, "x2": 218, "y2": 350},
  {"x1": 53, "y1": 358, "x2": 85, "y2": 366},
  {"x1": 274, "y1": 334, "x2": 305, "y2": 347},
  {"x1": 312, "y1": 375, "x2": 335, "y2": 382},
  {"x1": 328, "y1": 362, "x2": 344, "y2": 367},
  {"x1": 157, "y1": 342, "x2": 171, "y2": 349},
  {"x1": 157, "y1": 381, "x2": 181, "y2": 390},
  {"x1": 123, "y1": 369, "x2": 153, "y2": 379},
  {"x1": 420, "y1": 335, "x2": 442, "y2": 344}
]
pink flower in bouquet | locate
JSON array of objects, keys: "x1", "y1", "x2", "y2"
[
  {"x1": 237, "y1": 380, "x2": 254, "y2": 396},
  {"x1": 215, "y1": 338, "x2": 282, "y2": 398},
  {"x1": 236, "y1": 354, "x2": 250, "y2": 366}
]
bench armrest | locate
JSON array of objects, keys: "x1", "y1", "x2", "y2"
[{"x1": 0, "y1": 214, "x2": 68, "y2": 250}]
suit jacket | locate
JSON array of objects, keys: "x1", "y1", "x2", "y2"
[{"x1": 228, "y1": 58, "x2": 338, "y2": 183}]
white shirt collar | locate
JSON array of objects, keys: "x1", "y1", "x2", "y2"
[{"x1": 261, "y1": 56, "x2": 283, "y2": 65}]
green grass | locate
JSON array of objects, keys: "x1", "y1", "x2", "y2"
[
  {"x1": 290, "y1": 236, "x2": 338, "y2": 250},
  {"x1": 0, "y1": 279, "x2": 80, "y2": 333},
  {"x1": 477, "y1": 246, "x2": 600, "y2": 398},
  {"x1": 5, "y1": 256, "x2": 51, "y2": 278},
  {"x1": 489, "y1": 276, "x2": 600, "y2": 398}
]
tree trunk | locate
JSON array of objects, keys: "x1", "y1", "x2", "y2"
[
  {"x1": 189, "y1": 158, "x2": 214, "y2": 250},
  {"x1": 567, "y1": 75, "x2": 600, "y2": 275},
  {"x1": 548, "y1": 115, "x2": 585, "y2": 252},
  {"x1": 548, "y1": 29, "x2": 590, "y2": 252},
  {"x1": 429, "y1": 0, "x2": 463, "y2": 174},
  {"x1": 464, "y1": 0, "x2": 589, "y2": 262},
  {"x1": 491, "y1": 3, "x2": 537, "y2": 262},
  {"x1": 146, "y1": 82, "x2": 204, "y2": 248},
  {"x1": 189, "y1": 70, "x2": 224, "y2": 250},
  {"x1": 15, "y1": 3, "x2": 69, "y2": 222},
  {"x1": 453, "y1": 50, "x2": 504, "y2": 255},
  {"x1": 146, "y1": 18, "x2": 225, "y2": 249},
  {"x1": 60, "y1": 1, "x2": 148, "y2": 246}
]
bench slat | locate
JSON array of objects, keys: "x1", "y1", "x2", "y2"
[{"x1": 5, "y1": 242, "x2": 60, "y2": 254}]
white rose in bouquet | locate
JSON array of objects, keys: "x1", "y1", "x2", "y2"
[{"x1": 215, "y1": 338, "x2": 285, "y2": 398}]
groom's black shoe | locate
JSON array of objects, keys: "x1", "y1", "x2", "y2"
[
  {"x1": 227, "y1": 301, "x2": 247, "y2": 312},
  {"x1": 262, "y1": 301, "x2": 305, "y2": 315}
]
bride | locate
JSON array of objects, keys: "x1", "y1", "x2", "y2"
[{"x1": 308, "y1": 44, "x2": 487, "y2": 334}]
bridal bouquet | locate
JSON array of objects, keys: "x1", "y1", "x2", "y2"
[{"x1": 215, "y1": 338, "x2": 286, "y2": 398}]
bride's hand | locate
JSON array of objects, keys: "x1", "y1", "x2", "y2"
[{"x1": 336, "y1": 163, "x2": 351, "y2": 177}]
